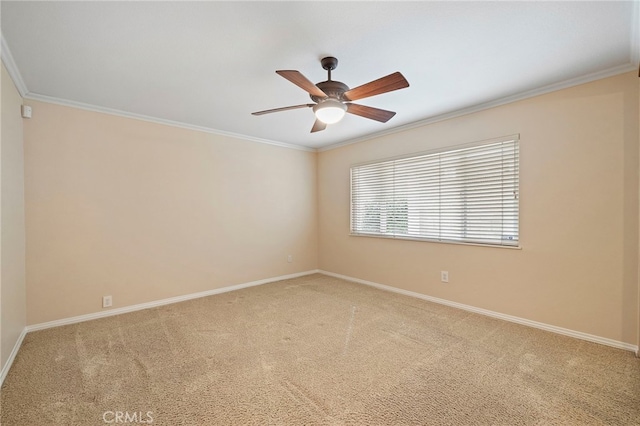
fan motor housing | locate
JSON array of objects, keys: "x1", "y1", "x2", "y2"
[{"x1": 311, "y1": 80, "x2": 350, "y2": 103}]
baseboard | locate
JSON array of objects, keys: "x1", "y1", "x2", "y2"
[
  {"x1": 0, "y1": 327, "x2": 28, "y2": 386},
  {"x1": 319, "y1": 270, "x2": 639, "y2": 354},
  {"x1": 27, "y1": 270, "x2": 320, "y2": 332},
  {"x1": 19, "y1": 268, "x2": 638, "y2": 361}
]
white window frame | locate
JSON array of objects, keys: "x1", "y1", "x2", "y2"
[{"x1": 350, "y1": 135, "x2": 520, "y2": 248}]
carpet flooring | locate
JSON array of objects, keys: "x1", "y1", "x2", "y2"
[{"x1": 1, "y1": 273, "x2": 639, "y2": 425}]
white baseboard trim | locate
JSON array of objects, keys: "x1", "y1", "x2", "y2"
[
  {"x1": 27, "y1": 270, "x2": 320, "y2": 333},
  {"x1": 319, "y1": 270, "x2": 639, "y2": 354},
  {"x1": 0, "y1": 327, "x2": 28, "y2": 386}
]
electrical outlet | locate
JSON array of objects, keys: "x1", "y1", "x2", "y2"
[
  {"x1": 441, "y1": 271, "x2": 449, "y2": 283},
  {"x1": 287, "y1": 254, "x2": 293, "y2": 263},
  {"x1": 102, "y1": 295, "x2": 113, "y2": 308}
]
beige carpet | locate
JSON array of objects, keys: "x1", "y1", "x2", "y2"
[{"x1": 1, "y1": 273, "x2": 639, "y2": 425}]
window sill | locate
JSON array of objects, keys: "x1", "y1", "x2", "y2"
[{"x1": 349, "y1": 233, "x2": 522, "y2": 250}]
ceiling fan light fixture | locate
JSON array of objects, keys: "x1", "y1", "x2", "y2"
[
  {"x1": 313, "y1": 99, "x2": 347, "y2": 124},
  {"x1": 252, "y1": 57, "x2": 409, "y2": 132}
]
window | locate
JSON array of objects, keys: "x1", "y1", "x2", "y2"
[{"x1": 350, "y1": 136, "x2": 519, "y2": 247}]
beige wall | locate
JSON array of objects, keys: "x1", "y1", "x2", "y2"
[
  {"x1": 319, "y1": 72, "x2": 639, "y2": 345},
  {"x1": 24, "y1": 101, "x2": 318, "y2": 324},
  {"x1": 1, "y1": 64, "x2": 27, "y2": 369},
  {"x1": 17, "y1": 70, "x2": 640, "y2": 349}
]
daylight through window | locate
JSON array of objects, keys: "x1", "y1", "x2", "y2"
[{"x1": 350, "y1": 136, "x2": 519, "y2": 247}]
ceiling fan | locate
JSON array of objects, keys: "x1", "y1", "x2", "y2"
[{"x1": 252, "y1": 57, "x2": 410, "y2": 133}]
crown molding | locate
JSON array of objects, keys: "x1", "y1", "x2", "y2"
[
  {"x1": 1, "y1": 34, "x2": 28, "y2": 97},
  {"x1": 631, "y1": 0, "x2": 640, "y2": 66},
  {"x1": 21, "y1": 62, "x2": 638, "y2": 154},
  {"x1": 318, "y1": 63, "x2": 637, "y2": 152},
  {"x1": 0, "y1": 28, "x2": 317, "y2": 152},
  {"x1": 6, "y1": 18, "x2": 636, "y2": 155},
  {"x1": 3, "y1": 28, "x2": 313, "y2": 152},
  {"x1": 24, "y1": 93, "x2": 316, "y2": 152}
]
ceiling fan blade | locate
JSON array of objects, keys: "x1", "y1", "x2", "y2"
[
  {"x1": 346, "y1": 103, "x2": 396, "y2": 123},
  {"x1": 311, "y1": 119, "x2": 327, "y2": 133},
  {"x1": 276, "y1": 70, "x2": 328, "y2": 98},
  {"x1": 343, "y1": 72, "x2": 409, "y2": 101},
  {"x1": 251, "y1": 104, "x2": 315, "y2": 116}
]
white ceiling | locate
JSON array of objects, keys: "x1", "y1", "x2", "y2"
[{"x1": 2, "y1": 1, "x2": 638, "y2": 151}]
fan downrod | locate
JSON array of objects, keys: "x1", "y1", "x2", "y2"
[{"x1": 321, "y1": 56, "x2": 338, "y2": 81}]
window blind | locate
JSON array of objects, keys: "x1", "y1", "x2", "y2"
[{"x1": 350, "y1": 137, "x2": 519, "y2": 247}]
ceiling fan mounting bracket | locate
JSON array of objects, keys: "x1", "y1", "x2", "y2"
[{"x1": 321, "y1": 57, "x2": 338, "y2": 71}]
